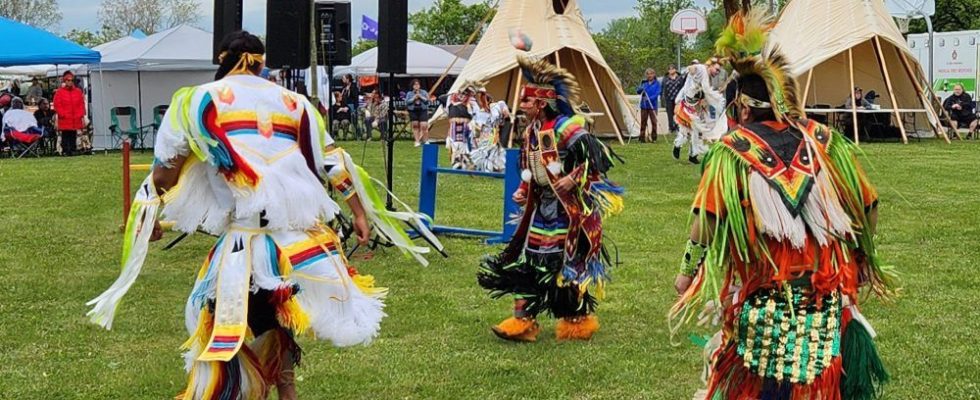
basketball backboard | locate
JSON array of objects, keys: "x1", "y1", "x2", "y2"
[
  {"x1": 670, "y1": 9, "x2": 708, "y2": 37},
  {"x1": 885, "y1": 0, "x2": 935, "y2": 18}
]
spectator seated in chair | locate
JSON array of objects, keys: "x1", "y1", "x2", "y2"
[
  {"x1": 363, "y1": 89, "x2": 389, "y2": 141},
  {"x1": 2, "y1": 97, "x2": 42, "y2": 145},
  {"x1": 330, "y1": 91, "x2": 353, "y2": 140},
  {"x1": 943, "y1": 83, "x2": 978, "y2": 134}
]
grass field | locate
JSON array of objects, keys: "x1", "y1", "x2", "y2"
[{"x1": 1, "y1": 139, "x2": 978, "y2": 399}]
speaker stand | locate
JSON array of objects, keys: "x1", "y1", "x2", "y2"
[{"x1": 385, "y1": 72, "x2": 396, "y2": 212}]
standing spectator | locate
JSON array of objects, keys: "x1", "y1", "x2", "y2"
[
  {"x1": 943, "y1": 83, "x2": 978, "y2": 133},
  {"x1": 635, "y1": 68, "x2": 661, "y2": 142},
  {"x1": 340, "y1": 74, "x2": 360, "y2": 140},
  {"x1": 53, "y1": 71, "x2": 85, "y2": 156},
  {"x1": 9, "y1": 79, "x2": 22, "y2": 97},
  {"x1": 404, "y1": 78, "x2": 430, "y2": 146},
  {"x1": 26, "y1": 78, "x2": 44, "y2": 105},
  {"x1": 661, "y1": 64, "x2": 685, "y2": 135},
  {"x1": 708, "y1": 57, "x2": 729, "y2": 92}
]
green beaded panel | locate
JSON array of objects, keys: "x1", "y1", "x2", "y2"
[{"x1": 735, "y1": 286, "x2": 841, "y2": 384}]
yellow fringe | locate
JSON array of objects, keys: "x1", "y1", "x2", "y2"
[
  {"x1": 598, "y1": 192, "x2": 625, "y2": 217},
  {"x1": 180, "y1": 308, "x2": 214, "y2": 351},
  {"x1": 276, "y1": 297, "x2": 311, "y2": 336},
  {"x1": 351, "y1": 273, "x2": 387, "y2": 296}
]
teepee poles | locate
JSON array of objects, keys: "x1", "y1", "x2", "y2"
[
  {"x1": 848, "y1": 48, "x2": 860, "y2": 144},
  {"x1": 872, "y1": 36, "x2": 909, "y2": 144},
  {"x1": 580, "y1": 52, "x2": 625, "y2": 144}
]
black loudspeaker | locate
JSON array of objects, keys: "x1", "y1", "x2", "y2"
[
  {"x1": 377, "y1": 0, "x2": 408, "y2": 74},
  {"x1": 213, "y1": 0, "x2": 243, "y2": 64},
  {"x1": 266, "y1": 0, "x2": 311, "y2": 69},
  {"x1": 315, "y1": 1, "x2": 352, "y2": 66}
]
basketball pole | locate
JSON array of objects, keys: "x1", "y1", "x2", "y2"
[{"x1": 676, "y1": 38, "x2": 681, "y2": 70}]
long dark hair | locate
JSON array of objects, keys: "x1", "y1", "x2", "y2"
[{"x1": 215, "y1": 31, "x2": 266, "y2": 80}]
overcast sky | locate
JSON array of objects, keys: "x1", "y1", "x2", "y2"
[{"x1": 59, "y1": 0, "x2": 710, "y2": 37}]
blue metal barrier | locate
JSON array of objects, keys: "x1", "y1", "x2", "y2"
[{"x1": 417, "y1": 144, "x2": 520, "y2": 244}]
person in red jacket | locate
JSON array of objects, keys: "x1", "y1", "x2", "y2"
[{"x1": 53, "y1": 71, "x2": 86, "y2": 156}]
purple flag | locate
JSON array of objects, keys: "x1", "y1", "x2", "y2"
[{"x1": 361, "y1": 15, "x2": 379, "y2": 40}]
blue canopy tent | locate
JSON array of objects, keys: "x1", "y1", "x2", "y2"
[{"x1": 0, "y1": 17, "x2": 101, "y2": 66}]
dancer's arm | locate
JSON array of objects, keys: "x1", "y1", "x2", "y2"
[
  {"x1": 324, "y1": 144, "x2": 370, "y2": 245},
  {"x1": 148, "y1": 155, "x2": 188, "y2": 241}
]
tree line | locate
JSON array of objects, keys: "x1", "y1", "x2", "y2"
[{"x1": 4, "y1": 0, "x2": 978, "y2": 87}]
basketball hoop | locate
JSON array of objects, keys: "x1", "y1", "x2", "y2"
[
  {"x1": 895, "y1": 16, "x2": 911, "y2": 33},
  {"x1": 683, "y1": 29, "x2": 700, "y2": 43}
]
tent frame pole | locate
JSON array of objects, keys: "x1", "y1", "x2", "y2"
[
  {"x1": 802, "y1": 69, "x2": 813, "y2": 106},
  {"x1": 895, "y1": 47, "x2": 950, "y2": 142},
  {"x1": 137, "y1": 70, "x2": 143, "y2": 149},
  {"x1": 580, "y1": 52, "x2": 624, "y2": 145},
  {"x1": 508, "y1": 68, "x2": 523, "y2": 148},
  {"x1": 872, "y1": 36, "x2": 908, "y2": 144},
  {"x1": 848, "y1": 48, "x2": 859, "y2": 145}
]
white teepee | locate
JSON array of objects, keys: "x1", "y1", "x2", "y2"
[
  {"x1": 769, "y1": 0, "x2": 945, "y2": 142},
  {"x1": 429, "y1": 0, "x2": 638, "y2": 142}
]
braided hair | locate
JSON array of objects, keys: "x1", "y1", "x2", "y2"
[{"x1": 214, "y1": 31, "x2": 265, "y2": 80}]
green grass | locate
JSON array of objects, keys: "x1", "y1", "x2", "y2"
[{"x1": 1, "y1": 139, "x2": 979, "y2": 399}]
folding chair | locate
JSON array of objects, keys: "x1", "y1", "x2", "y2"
[
  {"x1": 391, "y1": 100, "x2": 411, "y2": 140},
  {"x1": 900, "y1": 112, "x2": 922, "y2": 142},
  {"x1": 109, "y1": 106, "x2": 153, "y2": 151},
  {"x1": 152, "y1": 105, "x2": 169, "y2": 131},
  {"x1": 148, "y1": 105, "x2": 169, "y2": 145},
  {"x1": 4, "y1": 128, "x2": 44, "y2": 159}
]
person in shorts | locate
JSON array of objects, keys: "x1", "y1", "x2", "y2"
[{"x1": 404, "y1": 79, "x2": 430, "y2": 146}]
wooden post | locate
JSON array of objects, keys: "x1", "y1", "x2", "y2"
[
  {"x1": 802, "y1": 69, "x2": 813, "y2": 107},
  {"x1": 895, "y1": 48, "x2": 950, "y2": 142},
  {"x1": 507, "y1": 68, "x2": 523, "y2": 148},
  {"x1": 555, "y1": 50, "x2": 561, "y2": 69},
  {"x1": 122, "y1": 139, "x2": 131, "y2": 224},
  {"x1": 580, "y1": 52, "x2": 625, "y2": 144},
  {"x1": 848, "y1": 47, "x2": 860, "y2": 145},
  {"x1": 872, "y1": 36, "x2": 908, "y2": 144}
]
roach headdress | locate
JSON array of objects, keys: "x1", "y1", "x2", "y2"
[
  {"x1": 516, "y1": 55, "x2": 581, "y2": 117},
  {"x1": 715, "y1": 9, "x2": 802, "y2": 122}
]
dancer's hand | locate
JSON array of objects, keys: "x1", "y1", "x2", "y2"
[
  {"x1": 512, "y1": 188, "x2": 527, "y2": 205},
  {"x1": 674, "y1": 274, "x2": 693, "y2": 295},
  {"x1": 555, "y1": 176, "x2": 577, "y2": 195},
  {"x1": 345, "y1": 193, "x2": 372, "y2": 245},
  {"x1": 149, "y1": 220, "x2": 164, "y2": 242},
  {"x1": 354, "y1": 214, "x2": 371, "y2": 245}
]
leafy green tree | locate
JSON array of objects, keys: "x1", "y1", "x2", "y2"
[
  {"x1": 0, "y1": 0, "x2": 61, "y2": 30},
  {"x1": 64, "y1": 25, "x2": 123, "y2": 48},
  {"x1": 352, "y1": 40, "x2": 377, "y2": 56},
  {"x1": 408, "y1": 0, "x2": 495, "y2": 45},
  {"x1": 595, "y1": 0, "x2": 698, "y2": 88},
  {"x1": 98, "y1": 0, "x2": 201, "y2": 36},
  {"x1": 908, "y1": 0, "x2": 980, "y2": 33}
]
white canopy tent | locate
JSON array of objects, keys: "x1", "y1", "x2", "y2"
[
  {"x1": 333, "y1": 40, "x2": 468, "y2": 78},
  {"x1": 89, "y1": 25, "x2": 216, "y2": 149},
  {"x1": 769, "y1": 0, "x2": 945, "y2": 143},
  {"x1": 429, "y1": 0, "x2": 638, "y2": 141}
]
